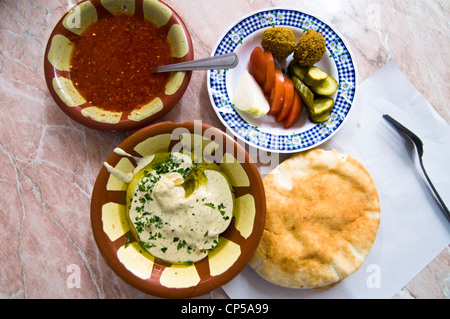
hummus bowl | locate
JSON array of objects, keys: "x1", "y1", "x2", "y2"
[
  {"x1": 90, "y1": 121, "x2": 266, "y2": 298},
  {"x1": 44, "y1": 0, "x2": 193, "y2": 131}
]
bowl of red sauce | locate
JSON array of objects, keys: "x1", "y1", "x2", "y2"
[{"x1": 44, "y1": 0, "x2": 193, "y2": 131}]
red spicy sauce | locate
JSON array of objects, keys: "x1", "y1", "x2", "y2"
[{"x1": 70, "y1": 14, "x2": 175, "y2": 112}]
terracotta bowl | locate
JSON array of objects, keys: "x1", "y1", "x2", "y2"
[
  {"x1": 44, "y1": 0, "x2": 193, "y2": 132},
  {"x1": 90, "y1": 121, "x2": 266, "y2": 298}
]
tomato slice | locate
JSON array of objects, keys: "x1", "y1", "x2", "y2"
[
  {"x1": 248, "y1": 46, "x2": 267, "y2": 86},
  {"x1": 263, "y1": 51, "x2": 275, "y2": 94},
  {"x1": 284, "y1": 91, "x2": 302, "y2": 128},
  {"x1": 268, "y1": 71, "x2": 285, "y2": 116},
  {"x1": 276, "y1": 77, "x2": 294, "y2": 122}
]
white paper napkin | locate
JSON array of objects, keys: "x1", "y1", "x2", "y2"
[{"x1": 223, "y1": 61, "x2": 450, "y2": 299}]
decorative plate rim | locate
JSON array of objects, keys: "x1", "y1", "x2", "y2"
[{"x1": 207, "y1": 7, "x2": 358, "y2": 153}]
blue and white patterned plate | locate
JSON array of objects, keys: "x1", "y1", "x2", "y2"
[{"x1": 207, "y1": 8, "x2": 357, "y2": 153}]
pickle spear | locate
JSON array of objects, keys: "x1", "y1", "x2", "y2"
[
  {"x1": 288, "y1": 60, "x2": 308, "y2": 82},
  {"x1": 303, "y1": 66, "x2": 328, "y2": 87},
  {"x1": 309, "y1": 110, "x2": 332, "y2": 123},
  {"x1": 292, "y1": 76, "x2": 314, "y2": 109},
  {"x1": 307, "y1": 97, "x2": 334, "y2": 123},
  {"x1": 310, "y1": 96, "x2": 334, "y2": 116},
  {"x1": 310, "y1": 74, "x2": 339, "y2": 96}
]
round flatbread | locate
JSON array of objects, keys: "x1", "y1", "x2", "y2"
[{"x1": 250, "y1": 148, "x2": 380, "y2": 289}]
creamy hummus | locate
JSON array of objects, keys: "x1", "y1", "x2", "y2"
[{"x1": 112, "y1": 152, "x2": 234, "y2": 264}]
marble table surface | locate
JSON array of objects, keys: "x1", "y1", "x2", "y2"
[{"x1": 1, "y1": 0, "x2": 449, "y2": 299}]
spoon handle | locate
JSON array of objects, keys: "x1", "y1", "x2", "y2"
[{"x1": 155, "y1": 52, "x2": 239, "y2": 73}]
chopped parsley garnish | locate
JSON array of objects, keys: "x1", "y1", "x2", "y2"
[
  {"x1": 130, "y1": 152, "x2": 233, "y2": 263},
  {"x1": 152, "y1": 155, "x2": 185, "y2": 175},
  {"x1": 140, "y1": 241, "x2": 155, "y2": 249},
  {"x1": 205, "y1": 202, "x2": 230, "y2": 221},
  {"x1": 177, "y1": 239, "x2": 187, "y2": 250}
]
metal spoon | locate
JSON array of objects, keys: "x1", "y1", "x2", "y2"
[
  {"x1": 383, "y1": 114, "x2": 450, "y2": 223},
  {"x1": 154, "y1": 52, "x2": 239, "y2": 73}
]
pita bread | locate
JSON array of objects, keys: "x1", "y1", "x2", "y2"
[{"x1": 250, "y1": 148, "x2": 380, "y2": 289}]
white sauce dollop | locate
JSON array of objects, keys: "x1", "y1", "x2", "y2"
[{"x1": 109, "y1": 152, "x2": 234, "y2": 264}]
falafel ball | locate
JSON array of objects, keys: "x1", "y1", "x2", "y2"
[
  {"x1": 261, "y1": 27, "x2": 296, "y2": 60},
  {"x1": 293, "y1": 29, "x2": 326, "y2": 67}
]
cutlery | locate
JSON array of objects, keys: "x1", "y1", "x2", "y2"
[
  {"x1": 154, "y1": 52, "x2": 239, "y2": 73},
  {"x1": 383, "y1": 114, "x2": 450, "y2": 223}
]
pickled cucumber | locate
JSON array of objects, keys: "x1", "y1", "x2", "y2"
[
  {"x1": 288, "y1": 60, "x2": 338, "y2": 124},
  {"x1": 309, "y1": 111, "x2": 331, "y2": 123},
  {"x1": 310, "y1": 75, "x2": 339, "y2": 96},
  {"x1": 303, "y1": 66, "x2": 328, "y2": 87},
  {"x1": 292, "y1": 76, "x2": 314, "y2": 109},
  {"x1": 288, "y1": 60, "x2": 308, "y2": 81},
  {"x1": 310, "y1": 96, "x2": 334, "y2": 116}
]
